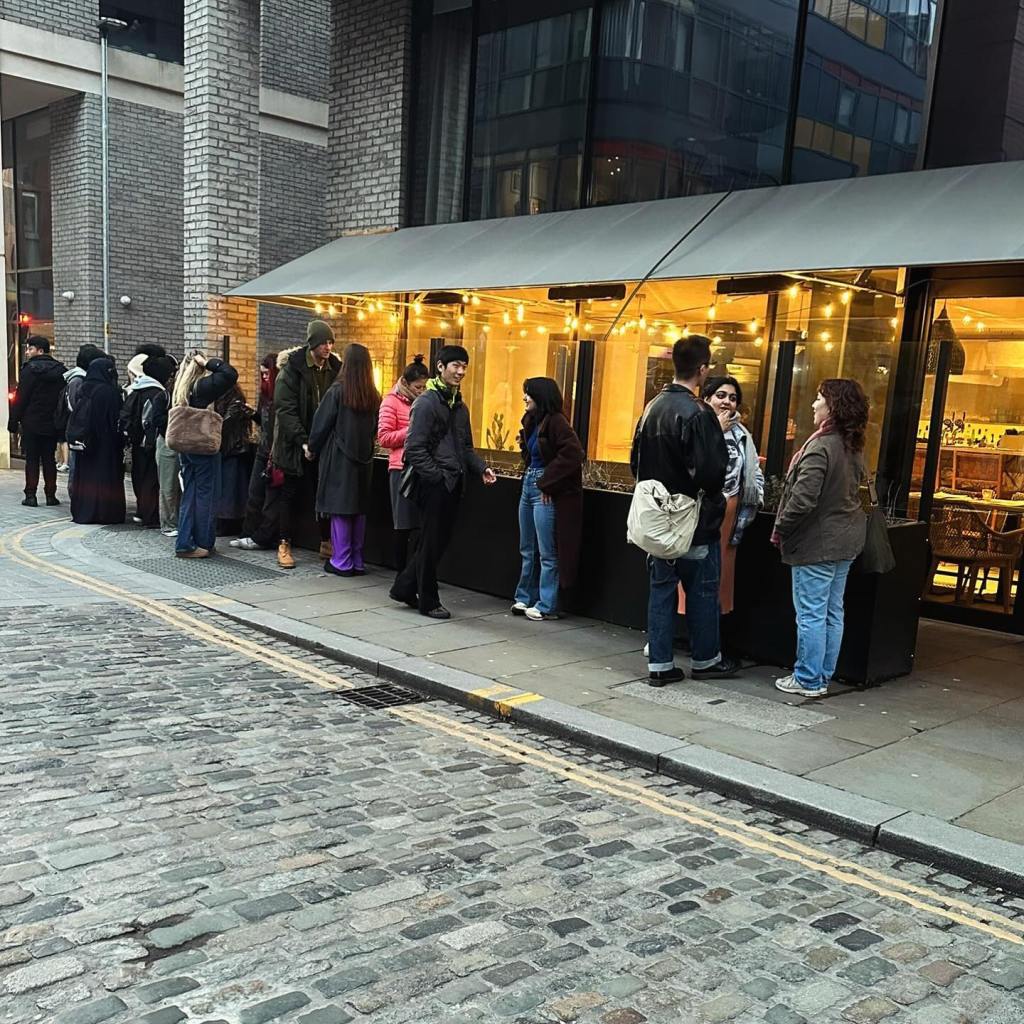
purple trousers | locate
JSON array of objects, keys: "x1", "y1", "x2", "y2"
[{"x1": 330, "y1": 514, "x2": 366, "y2": 571}]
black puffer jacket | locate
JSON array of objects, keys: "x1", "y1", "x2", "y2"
[
  {"x1": 630, "y1": 383, "x2": 728, "y2": 546},
  {"x1": 404, "y1": 383, "x2": 486, "y2": 493},
  {"x1": 10, "y1": 354, "x2": 67, "y2": 436}
]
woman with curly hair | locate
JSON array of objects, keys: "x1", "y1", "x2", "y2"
[{"x1": 772, "y1": 378, "x2": 868, "y2": 698}]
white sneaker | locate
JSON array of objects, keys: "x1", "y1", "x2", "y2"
[
  {"x1": 162, "y1": 529, "x2": 178, "y2": 538},
  {"x1": 525, "y1": 606, "x2": 559, "y2": 621},
  {"x1": 775, "y1": 674, "x2": 827, "y2": 698},
  {"x1": 229, "y1": 537, "x2": 258, "y2": 550},
  {"x1": 511, "y1": 601, "x2": 529, "y2": 616},
  {"x1": 643, "y1": 642, "x2": 649, "y2": 657},
  {"x1": 131, "y1": 515, "x2": 143, "y2": 524}
]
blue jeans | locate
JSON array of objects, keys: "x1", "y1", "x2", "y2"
[
  {"x1": 648, "y1": 542, "x2": 722, "y2": 672},
  {"x1": 177, "y1": 452, "x2": 221, "y2": 553},
  {"x1": 515, "y1": 469, "x2": 559, "y2": 614},
  {"x1": 791, "y1": 559, "x2": 854, "y2": 689}
]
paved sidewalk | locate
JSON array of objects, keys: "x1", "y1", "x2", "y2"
[{"x1": 7, "y1": 467, "x2": 1024, "y2": 884}]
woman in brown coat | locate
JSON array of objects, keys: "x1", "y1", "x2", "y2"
[
  {"x1": 772, "y1": 378, "x2": 868, "y2": 698},
  {"x1": 512, "y1": 377, "x2": 585, "y2": 621}
]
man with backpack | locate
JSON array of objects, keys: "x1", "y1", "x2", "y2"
[
  {"x1": 631, "y1": 334, "x2": 739, "y2": 686},
  {"x1": 8, "y1": 336, "x2": 66, "y2": 507},
  {"x1": 389, "y1": 345, "x2": 497, "y2": 619}
]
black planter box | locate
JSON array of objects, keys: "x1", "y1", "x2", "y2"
[
  {"x1": 726, "y1": 514, "x2": 930, "y2": 685},
  {"x1": 305, "y1": 460, "x2": 927, "y2": 686}
]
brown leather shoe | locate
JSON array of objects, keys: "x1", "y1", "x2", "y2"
[
  {"x1": 277, "y1": 541, "x2": 296, "y2": 569},
  {"x1": 175, "y1": 547, "x2": 210, "y2": 559},
  {"x1": 318, "y1": 540, "x2": 332, "y2": 560}
]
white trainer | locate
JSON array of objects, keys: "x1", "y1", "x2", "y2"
[{"x1": 775, "y1": 674, "x2": 827, "y2": 698}]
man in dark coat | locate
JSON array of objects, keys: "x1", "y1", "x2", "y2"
[
  {"x1": 9, "y1": 336, "x2": 67, "y2": 507},
  {"x1": 269, "y1": 321, "x2": 341, "y2": 568},
  {"x1": 390, "y1": 345, "x2": 497, "y2": 619},
  {"x1": 631, "y1": 334, "x2": 738, "y2": 686}
]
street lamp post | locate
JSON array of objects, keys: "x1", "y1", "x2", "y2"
[{"x1": 98, "y1": 17, "x2": 127, "y2": 354}]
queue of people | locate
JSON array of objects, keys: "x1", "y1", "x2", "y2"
[{"x1": 8, "y1": 324, "x2": 869, "y2": 694}]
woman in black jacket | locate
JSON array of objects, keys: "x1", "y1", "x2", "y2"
[
  {"x1": 171, "y1": 353, "x2": 238, "y2": 559},
  {"x1": 69, "y1": 357, "x2": 126, "y2": 525},
  {"x1": 308, "y1": 343, "x2": 380, "y2": 576},
  {"x1": 513, "y1": 377, "x2": 585, "y2": 621}
]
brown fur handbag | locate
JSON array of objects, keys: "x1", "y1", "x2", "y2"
[{"x1": 165, "y1": 405, "x2": 223, "y2": 455}]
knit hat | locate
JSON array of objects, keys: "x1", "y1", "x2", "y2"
[{"x1": 306, "y1": 320, "x2": 334, "y2": 347}]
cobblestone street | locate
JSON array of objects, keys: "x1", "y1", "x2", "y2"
[{"x1": 4, "y1": 487, "x2": 1024, "y2": 1024}]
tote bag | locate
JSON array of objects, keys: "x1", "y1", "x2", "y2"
[
  {"x1": 859, "y1": 478, "x2": 896, "y2": 574},
  {"x1": 165, "y1": 405, "x2": 223, "y2": 456}
]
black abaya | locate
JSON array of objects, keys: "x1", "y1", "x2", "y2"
[{"x1": 71, "y1": 365, "x2": 126, "y2": 525}]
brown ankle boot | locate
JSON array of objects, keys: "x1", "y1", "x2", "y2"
[
  {"x1": 277, "y1": 541, "x2": 296, "y2": 569},
  {"x1": 318, "y1": 540, "x2": 332, "y2": 560}
]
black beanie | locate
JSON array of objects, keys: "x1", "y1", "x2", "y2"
[
  {"x1": 147, "y1": 356, "x2": 176, "y2": 386},
  {"x1": 306, "y1": 320, "x2": 334, "y2": 347}
]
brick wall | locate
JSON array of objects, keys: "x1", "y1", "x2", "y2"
[
  {"x1": 0, "y1": 0, "x2": 93, "y2": 39},
  {"x1": 257, "y1": 132, "x2": 327, "y2": 357},
  {"x1": 326, "y1": 0, "x2": 413, "y2": 235},
  {"x1": 50, "y1": 94, "x2": 104, "y2": 356},
  {"x1": 260, "y1": 0, "x2": 330, "y2": 100},
  {"x1": 183, "y1": 0, "x2": 261, "y2": 396},
  {"x1": 108, "y1": 99, "x2": 184, "y2": 365}
]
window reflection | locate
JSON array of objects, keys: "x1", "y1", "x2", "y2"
[
  {"x1": 589, "y1": 0, "x2": 800, "y2": 205},
  {"x1": 469, "y1": 1, "x2": 593, "y2": 218}
]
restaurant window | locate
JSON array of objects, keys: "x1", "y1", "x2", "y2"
[
  {"x1": 410, "y1": 0, "x2": 473, "y2": 225},
  {"x1": 403, "y1": 288, "x2": 579, "y2": 473},
  {"x1": 99, "y1": 1, "x2": 184, "y2": 64},
  {"x1": 468, "y1": 0, "x2": 593, "y2": 219},
  {"x1": 917, "y1": 296, "x2": 1024, "y2": 618},
  {"x1": 588, "y1": 0, "x2": 800, "y2": 205},
  {"x1": 586, "y1": 279, "x2": 773, "y2": 489},
  {"x1": 790, "y1": 0, "x2": 937, "y2": 182},
  {"x1": 775, "y1": 270, "x2": 901, "y2": 474}
]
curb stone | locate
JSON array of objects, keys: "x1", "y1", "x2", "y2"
[{"x1": 196, "y1": 597, "x2": 1024, "y2": 892}]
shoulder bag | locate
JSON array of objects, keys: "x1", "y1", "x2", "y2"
[
  {"x1": 166, "y1": 404, "x2": 223, "y2": 455},
  {"x1": 858, "y1": 477, "x2": 896, "y2": 574},
  {"x1": 626, "y1": 398, "x2": 702, "y2": 560}
]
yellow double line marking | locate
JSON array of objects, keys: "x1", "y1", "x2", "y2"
[{"x1": 4, "y1": 518, "x2": 1024, "y2": 946}]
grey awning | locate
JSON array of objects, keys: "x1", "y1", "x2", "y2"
[
  {"x1": 652, "y1": 160, "x2": 1024, "y2": 281},
  {"x1": 229, "y1": 193, "x2": 725, "y2": 298},
  {"x1": 231, "y1": 160, "x2": 1024, "y2": 300}
]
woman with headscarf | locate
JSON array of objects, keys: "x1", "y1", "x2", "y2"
[
  {"x1": 69, "y1": 357, "x2": 126, "y2": 525},
  {"x1": 120, "y1": 350, "x2": 165, "y2": 527}
]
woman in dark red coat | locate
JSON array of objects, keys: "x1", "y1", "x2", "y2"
[{"x1": 512, "y1": 377, "x2": 585, "y2": 620}]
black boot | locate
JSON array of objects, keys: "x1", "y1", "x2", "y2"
[{"x1": 21, "y1": 494, "x2": 38, "y2": 507}]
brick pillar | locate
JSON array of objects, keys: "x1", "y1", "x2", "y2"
[
  {"x1": 183, "y1": 0, "x2": 260, "y2": 397},
  {"x1": 50, "y1": 95, "x2": 105, "y2": 355},
  {"x1": 326, "y1": 0, "x2": 414, "y2": 236}
]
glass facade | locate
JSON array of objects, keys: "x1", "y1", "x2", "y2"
[{"x1": 99, "y1": 1, "x2": 185, "y2": 64}]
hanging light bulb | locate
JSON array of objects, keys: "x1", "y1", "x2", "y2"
[
  {"x1": 471, "y1": 295, "x2": 481, "y2": 306},
  {"x1": 439, "y1": 320, "x2": 450, "y2": 331},
  {"x1": 962, "y1": 314, "x2": 972, "y2": 325},
  {"x1": 749, "y1": 319, "x2": 758, "y2": 334},
  {"x1": 754, "y1": 335, "x2": 764, "y2": 347},
  {"x1": 502, "y1": 310, "x2": 511, "y2": 326},
  {"x1": 389, "y1": 312, "x2": 398, "y2": 324},
  {"x1": 824, "y1": 303, "x2": 834, "y2": 318},
  {"x1": 639, "y1": 314, "x2": 647, "y2": 330},
  {"x1": 516, "y1": 303, "x2": 525, "y2": 322},
  {"x1": 328, "y1": 304, "x2": 337, "y2": 317},
  {"x1": 457, "y1": 314, "x2": 465, "y2": 326},
  {"x1": 788, "y1": 285, "x2": 800, "y2": 299},
  {"x1": 413, "y1": 301, "x2": 422, "y2": 315},
  {"x1": 584, "y1": 321, "x2": 593, "y2": 332},
  {"x1": 820, "y1": 330, "x2": 831, "y2": 342},
  {"x1": 976, "y1": 321, "x2": 986, "y2": 331},
  {"x1": 519, "y1": 328, "x2": 528, "y2": 338},
  {"x1": 890, "y1": 317, "x2": 899, "y2": 328},
  {"x1": 840, "y1": 290, "x2": 851, "y2": 305},
  {"x1": 825, "y1": 340, "x2": 834, "y2": 352},
  {"x1": 564, "y1": 314, "x2": 572, "y2": 329},
  {"x1": 461, "y1": 293, "x2": 470, "y2": 304},
  {"x1": 707, "y1": 305, "x2": 717, "y2": 320},
  {"x1": 314, "y1": 302, "x2": 324, "y2": 315},
  {"x1": 571, "y1": 318, "x2": 579, "y2": 330},
  {"x1": 356, "y1": 309, "x2": 365, "y2": 321},
  {"x1": 482, "y1": 324, "x2": 491, "y2": 333}
]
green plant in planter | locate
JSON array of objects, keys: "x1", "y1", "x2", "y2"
[{"x1": 762, "y1": 475, "x2": 786, "y2": 514}]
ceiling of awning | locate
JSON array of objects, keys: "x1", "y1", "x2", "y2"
[{"x1": 230, "y1": 161, "x2": 1024, "y2": 302}]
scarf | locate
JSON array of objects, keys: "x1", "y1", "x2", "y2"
[
  {"x1": 771, "y1": 420, "x2": 834, "y2": 545},
  {"x1": 426, "y1": 376, "x2": 458, "y2": 408},
  {"x1": 395, "y1": 378, "x2": 419, "y2": 404}
]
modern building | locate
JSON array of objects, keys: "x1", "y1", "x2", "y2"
[{"x1": 6, "y1": 1, "x2": 1024, "y2": 645}]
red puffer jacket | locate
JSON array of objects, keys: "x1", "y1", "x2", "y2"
[{"x1": 378, "y1": 386, "x2": 412, "y2": 471}]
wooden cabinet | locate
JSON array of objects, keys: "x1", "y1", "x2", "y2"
[{"x1": 913, "y1": 444, "x2": 1024, "y2": 498}]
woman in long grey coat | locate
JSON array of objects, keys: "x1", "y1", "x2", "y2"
[{"x1": 308, "y1": 342, "x2": 380, "y2": 577}]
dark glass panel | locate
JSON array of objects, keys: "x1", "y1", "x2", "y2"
[
  {"x1": 99, "y1": 0, "x2": 184, "y2": 64},
  {"x1": 588, "y1": 0, "x2": 800, "y2": 206}
]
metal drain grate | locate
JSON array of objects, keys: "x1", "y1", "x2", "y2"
[
  {"x1": 125, "y1": 555, "x2": 286, "y2": 588},
  {"x1": 333, "y1": 684, "x2": 430, "y2": 710}
]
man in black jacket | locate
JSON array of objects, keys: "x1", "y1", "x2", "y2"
[
  {"x1": 390, "y1": 345, "x2": 496, "y2": 619},
  {"x1": 269, "y1": 321, "x2": 341, "y2": 568},
  {"x1": 631, "y1": 334, "x2": 739, "y2": 685},
  {"x1": 8, "y1": 336, "x2": 66, "y2": 507}
]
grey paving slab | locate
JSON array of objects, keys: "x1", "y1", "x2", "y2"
[
  {"x1": 915, "y1": 656, "x2": 1024, "y2": 698},
  {"x1": 583, "y1": 696, "x2": 712, "y2": 740},
  {"x1": 356, "y1": 617, "x2": 521, "y2": 656},
  {"x1": 683, "y1": 722, "x2": 871, "y2": 776},
  {"x1": 807, "y1": 739, "x2": 1024, "y2": 820},
  {"x1": 806, "y1": 710, "x2": 919, "y2": 748},
  {"x1": 496, "y1": 651, "x2": 648, "y2": 688},
  {"x1": 956, "y1": 787, "x2": 1024, "y2": 845},
  {"x1": 919, "y1": 714, "x2": 1024, "y2": 763},
  {"x1": 258, "y1": 590, "x2": 395, "y2": 617}
]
